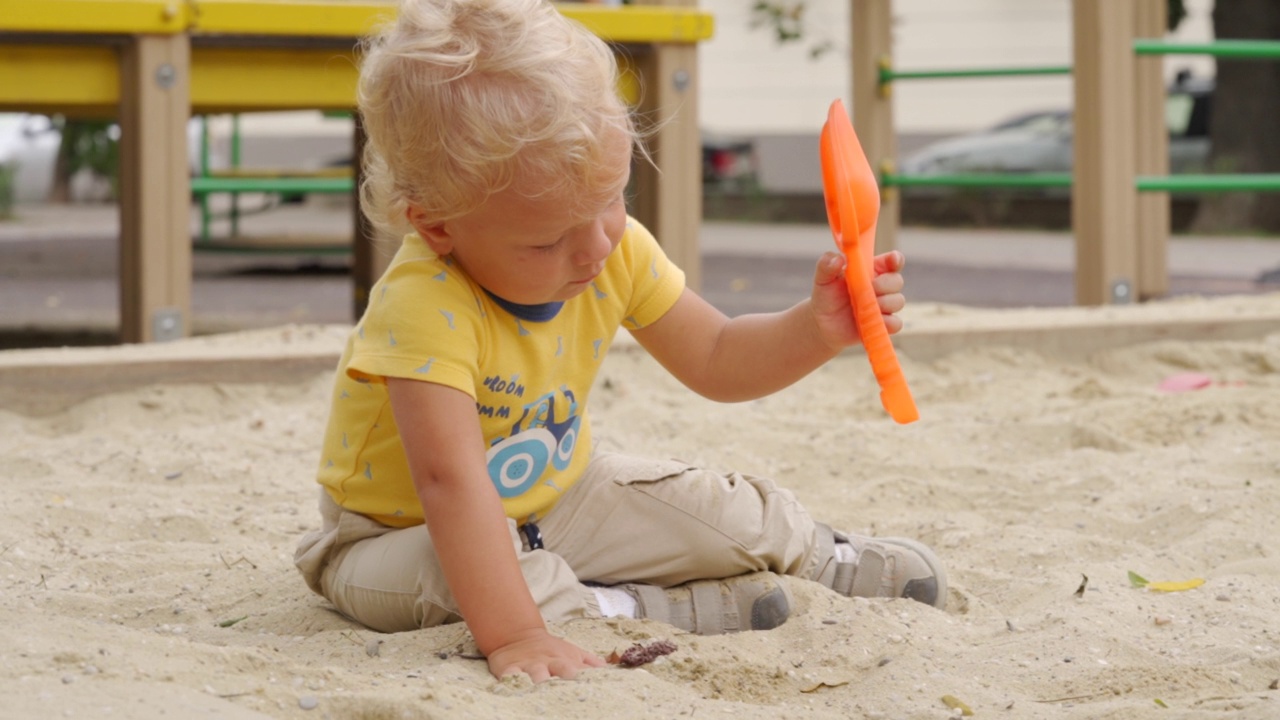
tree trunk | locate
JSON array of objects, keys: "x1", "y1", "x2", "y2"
[
  {"x1": 1191, "y1": 0, "x2": 1280, "y2": 233},
  {"x1": 50, "y1": 128, "x2": 74, "y2": 203}
]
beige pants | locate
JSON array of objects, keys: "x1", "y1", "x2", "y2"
[{"x1": 294, "y1": 451, "x2": 831, "y2": 633}]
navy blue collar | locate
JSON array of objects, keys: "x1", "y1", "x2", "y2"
[{"x1": 484, "y1": 290, "x2": 564, "y2": 322}]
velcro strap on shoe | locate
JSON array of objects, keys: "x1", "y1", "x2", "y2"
[
  {"x1": 691, "y1": 582, "x2": 727, "y2": 635},
  {"x1": 811, "y1": 522, "x2": 838, "y2": 588},
  {"x1": 626, "y1": 584, "x2": 672, "y2": 625},
  {"x1": 832, "y1": 561, "x2": 856, "y2": 596},
  {"x1": 849, "y1": 546, "x2": 887, "y2": 598}
]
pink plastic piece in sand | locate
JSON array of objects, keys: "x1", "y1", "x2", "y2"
[{"x1": 1158, "y1": 372, "x2": 1213, "y2": 393}]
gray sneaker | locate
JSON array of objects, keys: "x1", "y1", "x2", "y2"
[
  {"x1": 620, "y1": 571, "x2": 792, "y2": 635},
  {"x1": 814, "y1": 525, "x2": 947, "y2": 609}
]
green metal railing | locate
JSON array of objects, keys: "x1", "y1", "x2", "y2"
[
  {"x1": 879, "y1": 64, "x2": 1071, "y2": 86},
  {"x1": 190, "y1": 176, "x2": 354, "y2": 194},
  {"x1": 881, "y1": 173, "x2": 1280, "y2": 193},
  {"x1": 879, "y1": 39, "x2": 1280, "y2": 89},
  {"x1": 1134, "y1": 39, "x2": 1280, "y2": 59},
  {"x1": 195, "y1": 113, "x2": 356, "y2": 250},
  {"x1": 1136, "y1": 174, "x2": 1280, "y2": 193},
  {"x1": 882, "y1": 173, "x2": 1072, "y2": 190}
]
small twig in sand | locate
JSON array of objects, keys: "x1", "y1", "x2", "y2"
[
  {"x1": 219, "y1": 554, "x2": 258, "y2": 570},
  {"x1": 83, "y1": 451, "x2": 124, "y2": 471},
  {"x1": 36, "y1": 529, "x2": 68, "y2": 553},
  {"x1": 1035, "y1": 692, "x2": 1108, "y2": 704},
  {"x1": 430, "y1": 629, "x2": 472, "y2": 657},
  {"x1": 1073, "y1": 574, "x2": 1089, "y2": 598}
]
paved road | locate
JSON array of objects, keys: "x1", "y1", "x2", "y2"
[{"x1": 1, "y1": 202, "x2": 1276, "y2": 348}]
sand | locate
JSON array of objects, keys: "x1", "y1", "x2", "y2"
[{"x1": 1, "y1": 294, "x2": 1278, "y2": 719}]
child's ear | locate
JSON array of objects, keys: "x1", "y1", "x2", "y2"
[{"x1": 406, "y1": 204, "x2": 453, "y2": 255}]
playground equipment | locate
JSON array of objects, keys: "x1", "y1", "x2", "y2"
[
  {"x1": 0, "y1": 0, "x2": 712, "y2": 342},
  {"x1": 193, "y1": 112, "x2": 357, "y2": 251},
  {"x1": 852, "y1": 0, "x2": 1280, "y2": 306}
]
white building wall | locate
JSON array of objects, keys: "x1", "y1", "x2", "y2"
[{"x1": 699, "y1": 0, "x2": 1215, "y2": 137}]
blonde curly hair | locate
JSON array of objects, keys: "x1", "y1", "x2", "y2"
[{"x1": 358, "y1": 0, "x2": 637, "y2": 240}]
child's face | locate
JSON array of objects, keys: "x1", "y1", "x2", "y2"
[{"x1": 415, "y1": 139, "x2": 631, "y2": 305}]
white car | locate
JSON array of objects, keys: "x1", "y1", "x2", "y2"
[{"x1": 900, "y1": 77, "x2": 1213, "y2": 193}]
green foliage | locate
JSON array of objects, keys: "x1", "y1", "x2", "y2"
[
  {"x1": 56, "y1": 118, "x2": 119, "y2": 187},
  {"x1": 749, "y1": 1, "x2": 833, "y2": 60},
  {"x1": 750, "y1": 0, "x2": 804, "y2": 43},
  {"x1": 0, "y1": 161, "x2": 14, "y2": 218}
]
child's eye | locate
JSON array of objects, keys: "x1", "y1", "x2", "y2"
[{"x1": 533, "y1": 238, "x2": 564, "y2": 253}]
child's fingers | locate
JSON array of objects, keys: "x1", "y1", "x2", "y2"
[
  {"x1": 877, "y1": 292, "x2": 906, "y2": 316},
  {"x1": 814, "y1": 251, "x2": 846, "y2": 285},
  {"x1": 882, "y1": 312, "x2": 904, "y2": 335},
  {"x1": 498, "y1": 663, "x2": 549, "y2": 683},
  {"x1": 546, "y1": 659, "x2": 582, "y2": 680},
  {"x1": 872, "y1": 250, "x2": 904, "y2": 276},
  {"x1": 871, "y1": 271, "x2": 904, "y2": 296}
]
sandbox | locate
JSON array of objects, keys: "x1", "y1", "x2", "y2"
[{"x1": 2, "y1": 294, "x2": 1277, "y2": 719}]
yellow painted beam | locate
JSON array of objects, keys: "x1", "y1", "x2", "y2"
[
  {"x1": 559, "y1": 4, "x2": 713, "y2": 44},
  {"x1": 0, "y1": 45, "x2": 119, "y2": 113},
  {"x1": 189, "y1": 0, "x2": 393, "y2": 38},
  {"x1": 191, "y1": 1, "x2": 712, "y2": 43},
  {"x1": 0, "y1": 0, "x2": 187, "y2": 34},
  {"x1": 190, "y1": 46, "x2": 640, "y2": 111},
  {"x1": 191, "y1": 47, "x2": 360, "y2": 111},
  {"x1": 0, "y1": 0, "x2": 712, "y2": 44},
  {"x1": 0, "y1": 2, "x2": 694, "y2": 114},
  {"x1": 1, "y1": 43, "x2": 641, "y2": 115}
]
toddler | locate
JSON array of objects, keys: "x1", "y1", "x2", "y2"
[{"x1": 295, "y1": 0, "x2": 945, "y2": 683}]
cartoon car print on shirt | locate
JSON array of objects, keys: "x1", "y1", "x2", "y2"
[{"x1": 484, "y1": 386, "x2": 581, "y2": 498}]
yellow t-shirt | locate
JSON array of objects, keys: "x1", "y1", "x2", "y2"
[{"x1": 316, "y1": 217, "x2": 685, "y2": 527}]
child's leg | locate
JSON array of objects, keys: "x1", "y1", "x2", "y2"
[
  {"x1": 538, "y1": 452, "x2": 822, "y2": 585},
  {"x1": 294, "y1": 491, "x2": 599, "y2": 633},
  {"x1": 294, "y1": 488, "x2": 791, "y2": 636},
  {"x1": 540, "y1": 452, "x2": 946, "y2": 609}
]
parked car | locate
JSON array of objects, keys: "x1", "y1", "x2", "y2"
[
  {"x1": 702, "y1": 132, "x2": 758, "y2": 190},
  {"x1": 899, "y1": 76, "x2": 1213, "y2": 188}
]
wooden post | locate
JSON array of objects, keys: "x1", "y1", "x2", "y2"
[
  {"x1": 630, "y1": 0, "x2": 702, "y2": 291},
  {"x1": 852, "y1": 0, "x2": 899, "y2": 256},
  {"x1": 350, "y1": 115, "x2": 390, "y2": 320},
  {"x1": 1071, "y1": 0, "x2": 1138, "y2": 306},
  {"x1": 1134, "y1": 0, "x2": 1170, "y2": 300},
  {"x1": 118, "y1": 33, "x2": 192, "y2": 342}
]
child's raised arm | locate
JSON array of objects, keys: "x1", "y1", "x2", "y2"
[
  {"x1": 629, "y1": 249, "x2": 905, "y2": 403},
  {"x1": 386, "y1": 378, "x2": 604, "y2": 681}
]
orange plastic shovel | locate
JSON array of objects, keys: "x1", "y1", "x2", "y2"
[{"x1": 820, "y1": 99, "x2": 919, "y2": 424}]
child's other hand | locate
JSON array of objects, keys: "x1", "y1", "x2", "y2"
[
  {"x1": 486, "y1": 628, "x2": 605, "y2": 682},
  {"x1": 809, "y1": 250, "x2": 906, "y2": 350}
]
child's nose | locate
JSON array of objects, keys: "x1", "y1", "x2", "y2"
[{"x1": 571, "y1": 221, "x2": 613, "y2": 265}]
